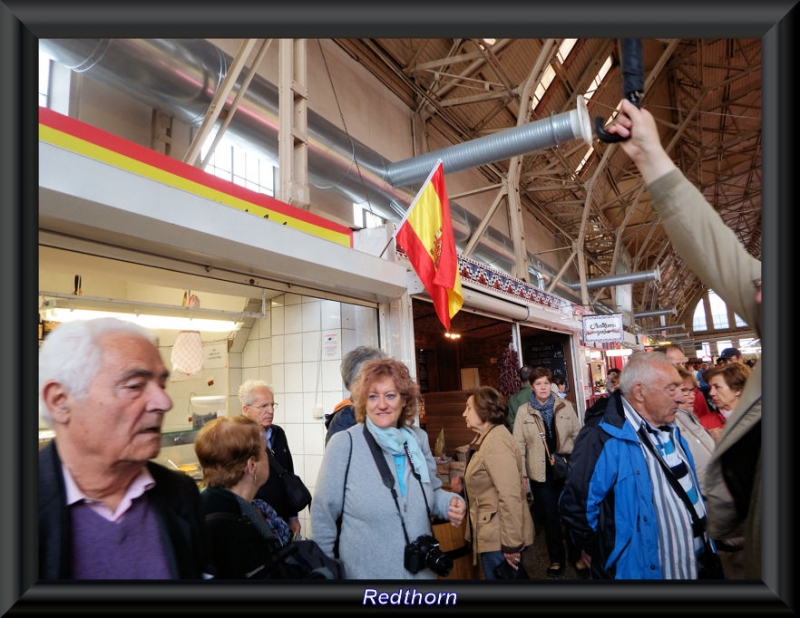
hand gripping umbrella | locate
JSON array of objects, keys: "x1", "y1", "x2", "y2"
[{"x1": 595, "y1": 39, "x2": 644, "y2": 143}]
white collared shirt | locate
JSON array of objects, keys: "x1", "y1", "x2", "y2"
[{"x1": 63, "y1": 463, "x2": 156, "y2": 522}]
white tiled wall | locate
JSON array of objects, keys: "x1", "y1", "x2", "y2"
[{"x1": 229, "y1": 292, "x2": 380, "y2": 535}]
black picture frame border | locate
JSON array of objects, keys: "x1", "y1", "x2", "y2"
[{"x1": 2, "y1": 1, "x2": 794, "y2": 614}]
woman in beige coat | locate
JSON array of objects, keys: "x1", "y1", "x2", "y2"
[
  {"x1": 460, "y1": 386, "x2": 534, "y2": 579},
  {"x1": 513, "y1": 366, "x2": 583, "y2": 577}
]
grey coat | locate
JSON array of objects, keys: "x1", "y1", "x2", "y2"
[{"x1": 311, "y1": 423, "x2": 463, "y2": 579}]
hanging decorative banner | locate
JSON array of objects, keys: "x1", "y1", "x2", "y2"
[{"x1": 583, "y1": 313, "x2": 624, "y2": 345}]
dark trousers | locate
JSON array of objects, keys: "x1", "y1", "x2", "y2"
[{"x1": 530, "y1": 474, "x2": 566, "y2": 566}]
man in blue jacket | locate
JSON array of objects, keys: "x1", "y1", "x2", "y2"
[{"x1": 559, "y1": 352, "x2": 717, "y2": 579}]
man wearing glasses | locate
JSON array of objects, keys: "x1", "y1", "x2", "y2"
[
  {"x1": 560, "y1": 352, "x2": 716, "y2": 579},
  {"x1": 239, "y1": 379, "x2": 302, "y2": 538}
]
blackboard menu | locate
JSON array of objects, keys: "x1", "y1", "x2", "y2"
[{"x1": 525, "y1": 340, "x2": 569, "y2": 391}]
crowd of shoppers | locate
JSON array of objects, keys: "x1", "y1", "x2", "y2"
[{"x1": 37, "y1": 95, "x2": 762, "y2": 583}]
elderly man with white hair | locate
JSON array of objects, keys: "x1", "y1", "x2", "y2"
[{"x1": 38, "y1": 318, "x2": 210, "y2": 580}]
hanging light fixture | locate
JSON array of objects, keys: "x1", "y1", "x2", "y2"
[{"x1": 39, "y1": 291, "x2": 263, "y2": 334}]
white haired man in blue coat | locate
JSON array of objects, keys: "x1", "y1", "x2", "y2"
[{"x1": 560, "y1": 352, "x2": 719, "y2": 579}]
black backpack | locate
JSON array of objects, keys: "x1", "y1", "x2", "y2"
[
  {"x1": 273, "y1": 539, "x2": 346, "y2": 580},
  {"x1": 205, "y1": 512, "x2": 345, "y2": 580},
  {"x1": 584, "y1": 393, "x2": 611, "y2": 425}
]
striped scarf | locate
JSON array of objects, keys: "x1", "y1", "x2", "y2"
[{"x1": 623, "y1": 400, "x2": 705, "y2": 579}]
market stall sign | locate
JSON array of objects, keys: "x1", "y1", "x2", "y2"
[{"x1": 583, "y1": 314, "x2": 624, "y2": 345}]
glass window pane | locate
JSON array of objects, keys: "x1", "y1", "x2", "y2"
[
  {"x1": 39, "y1": 51, "x2": 52, "y2": 107},
  {"x1": 708, "y1": 290, "x2": 729, "y2": 329},
  {"x1": 692, "y1": 298, "x2": 708, "y2": 332}
]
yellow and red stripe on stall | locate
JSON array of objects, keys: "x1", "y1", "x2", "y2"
[{"x1": 38, "y1": 107, "x2": 353, "y2": 248}]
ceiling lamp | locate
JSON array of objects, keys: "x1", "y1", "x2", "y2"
[
  {"x1": 605, "y1": 348, "x2": 633, "y2": 357},
  {"x1": 40, "y1": 291, "x2": 263, "y2": 334},
  {"x1": 444, "y1": 332, "x2": 461, "y2": 340}
]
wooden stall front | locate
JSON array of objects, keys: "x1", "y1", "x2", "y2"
[{"x1": 422, "y1": 390, "x2": 474, "y2": 458}]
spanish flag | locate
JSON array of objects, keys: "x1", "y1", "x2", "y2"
[{"x1": 395, "y1": 160, "x2": 463, "y2": 330}]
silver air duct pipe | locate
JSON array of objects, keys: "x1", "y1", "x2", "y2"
[
  {"x1": 635, "y1": 308, "x2": 677, "y2": 319},
  {"x1": 40, "y1": 38, "x2": 604, "y2": 306},
  {"x1": 644, "y1": 324, "x2": 687, "y2": 332},
  {"x1": 386, "y1": 97, "x2": 591, "y2": 188},
  {"x1": 562, "y1": 267, "x2": 660, "y2": 291}
]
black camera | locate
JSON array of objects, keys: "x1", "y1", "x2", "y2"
[{"x1": 404, "y1": 534, "x2": 453, "y2": 577}]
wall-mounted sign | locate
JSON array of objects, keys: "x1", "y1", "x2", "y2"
[
  {"x1": 322, "y1": 332, "x2": 341, "y2": 360},
  {"x1": 583, "y1": 313, "x2": 624, "y2": 345},
  {"x1": 525, "y1": 340, "x2": 568, "y2": 391}
]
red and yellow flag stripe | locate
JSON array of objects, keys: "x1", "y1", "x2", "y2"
[{"x1": 39, "y1": 107, "x2": 353, "y2": 248}]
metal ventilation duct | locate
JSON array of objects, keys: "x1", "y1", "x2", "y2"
[
  {"x1": 40, "y1": 38, "x2": 608, "y2": 306},
  {"x1": 562, "y1": 267, "x2": 660, "y2": 291}
]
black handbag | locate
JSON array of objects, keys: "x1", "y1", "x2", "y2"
[
  {"x1": 697, "y1": 538, "x2": 725, "y2": 580},
  {"x1": 269, "y1": 451, "x2": 312, "y2": 513},
  {"x1": 494, "y1": 559, "x2": 530, "y2": 580},
  {"x1": 550, "y1": 452, "x2": 570, "y2": 481}
]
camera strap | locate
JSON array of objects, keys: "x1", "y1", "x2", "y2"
[{"x1": 363, "y1": 427, "x2": 431, "y2": 546}]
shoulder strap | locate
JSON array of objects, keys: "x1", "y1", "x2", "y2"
[
  {"x1": 637, "y1": 426, "x2": 706, "y2": 537},
  {"x1": 532, "y1": 414, "x2": 554, "y2": 464},
  {"x1": 342, "y1": 432, "x2": 352, "y2": 507},
  {"x1": 363, "y1": 427, "x2": 433, "y2": 546},
  {"x1": 204, "y1": 511, "x2": 247, "y2": 523},
  {"x1": 267, "y1": 449, "x2": 288, "y2": 477},
  {"x1": 363, "y1": 427, "x2": 397, "y2": 490},
  {"x1": 332, "y1": 432, "x2": 353, "y2": 560}
]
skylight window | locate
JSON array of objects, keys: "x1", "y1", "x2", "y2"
[
  {"x1": 583, "y1": 56, "x2": 613, "y2": 103},
  {"x1": 573, "y1": 54, "x2": 614, "y2": 175},
  {"x1": 531, "y1": 39, "x2": 577, "y2": 110}
]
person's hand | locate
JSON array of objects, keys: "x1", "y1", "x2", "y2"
[
  {"x1": 602, "y1": 99, "x2": 677, "y2": 184},
  {"x1": 708, "y1": 427, "x2": 724, "y2": 442},
  {"x1": 580, "y1": 549, "x2": 592, "y2": 568},
  {"x1": 504, "y1": 551, "x2": 522, "y2": 569},
  {"x1": 448, "y1": 496, "x2": 466, "y2": 527},
  {"x1": 289, "y1": 518, "x2": 302, "y2": 536},
  {"x1": 449, "y1": 475, "x2": 463, "y2": 494}
]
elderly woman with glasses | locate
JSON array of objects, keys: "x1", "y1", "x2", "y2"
[
  {"x1": 239, "y1": 379, "x2": 302, "y2": 538},
  {"x1": 674, "y1": 366, "x2": 716, "y2": 488}
]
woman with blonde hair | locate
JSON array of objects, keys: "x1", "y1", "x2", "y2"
[{"x1": 311, "y1": 357, "x2": 466, "y2": 579}]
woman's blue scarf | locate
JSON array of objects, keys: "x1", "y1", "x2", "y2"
[
  {"x1": 366, "y1": 417, "x2": 430, "y2": 483},
  {"x1": 530, "y1": 392, "x2": 556, "y2": 429}
]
